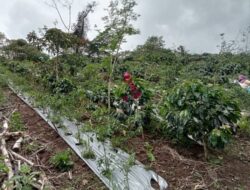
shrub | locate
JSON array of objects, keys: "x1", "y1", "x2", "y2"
[
  {"x1": 163, "y1": 81, "x2": 240, "y2": 158},
  {"x1": 60, "y1": 54, "x2": 87, "y2": 76},
  {"x1": 50, "y1": 149, "x2": 74, "y2": 171},
  {"x1": 54, "y1": 78, "x2": 75, "y2": 94},
  {"x1": 42, "y1": 75, "x2": 76, "y2": 94}
]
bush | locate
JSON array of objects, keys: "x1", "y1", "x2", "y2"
[
  {"x1": 58, "y1": 54, "x2": 88, "y2": 76},
  {"x1": 163, "y1": 81, "x2": 240, "y2": 156},
  {"x1": 54, "y1": 78, "x2": 75, "y2": 94},
  {"x1": 42, "y1": 75, "x2": 76, "y2": 94},
  {"x1": 50, "y1": 149, "x2": 74, "y2": 171}
]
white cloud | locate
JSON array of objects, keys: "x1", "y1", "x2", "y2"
[{"x1": 0, "y1": 0, "x2": 249, "y2": 53}]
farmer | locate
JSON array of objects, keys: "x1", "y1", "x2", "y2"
[{"x1": 238, "y1": 75, "x2": 250, "y2": 93}]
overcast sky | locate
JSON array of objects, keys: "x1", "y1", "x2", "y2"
[{"x1": 0, "y1": 0, "x2": 249, "y2": 53}]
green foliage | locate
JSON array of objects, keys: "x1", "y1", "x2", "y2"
[
  {"x1": 82, "y1": 149, "x2": 96, "y2": 160},
  {"x1": 164, "y1": 80, "x2": 240, "y2": 149},
  {"x1": 9, "y1": 112, "x2": 25, "y2": 132},
  {"x1": 208, "y1": 126, "x2": 232, "y2": 149},
  {"x1": 228, "y1": 85, "x2": 250, "y2": 111},
  {"x1": 3, "y1": 38, "x2": 48, "y2": 62},
  {"x1": 50, "y1": 149, "x2": 74, "y2": 171},
  {"x1": 53, "y1": 78, "x2": 75, "y2": 94},
  {"x1": 144, "y1": 142, "x2": 155, "y2": 162},
  {"x1": 42, "y1": 75, "x2": 75, "y2": 94},
  {"x1": 238, "y1": 116, "x2": 250, "y2": 135},
  {"x1": 133, "y1": 36, "x2": 176, "y2": 64},
  {"x1": 24, "y1": 141, "x2": 41, "y2": 153},
  {"x1": 0, "y1": 88, "x2": 5, "y2": 106},
  {"x1": 10, "y1": 164, "x2": 39, "y2": 190},
  {"x1": 60, "y1": 54, "x2": 88, "y2": 76},
  {"x1": 44, "y1": 28, "x2": 75, "y2": 56},
  {"x1": 85, "y1": 88, "x2": 110, "y2": 105},
  {"x1": 122, "y1": 152, "x2": 135, "y2": 189},
  {"x1": 0, "y1": 156, "x2": 8, "y2": 174}
]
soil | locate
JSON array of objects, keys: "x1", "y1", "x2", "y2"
[
  {"x1": 1, "y1": 87, "x2": 250, "y2": 190},
  {"x1": 126, "y1": 134, "x2": 250, "y2": 190},
  {"x1": 0, "y1": 88, "x2": 107, "y2": 190}
]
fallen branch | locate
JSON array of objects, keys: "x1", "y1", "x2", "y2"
[
  {"x1": 5, "y1": 131, "x2": 24, "y2": 137},
  {"x1": 1, "y1": 120, "x2": 14, "y2": 190},
  {"x1": 68, "y1": 171, "x2": 72, "y2": 180},
  {"x1": 0, "y1": 106, "x2": 15, "y2": 111},
  {"x1": 12, "y1": 137, "x2": 24, "y2": 151},
  {"x1": 31, "y1": 146, "x2": 46, "y2": 157},
  {"x1": 9, "y1": 150, "x2": 34, "y2": 166}
]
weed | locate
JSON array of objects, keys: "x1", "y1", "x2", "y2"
[
  {"x1": 238, "y1": 116, "x2": 250, "y2": 135},
  {"x1": 82, "y1": 148, "x2": 96, "y2": 160},
  {"x1": 0, "y1": 86, "x2": 5, "y2": 106},
  {"x1": 144, "y1": 142, "x2": 156, "y2": 163},
  {"x1": 122, "y1": 153, "x2": 135, "y2": 190},
  {"x1": 9, "y1": 164, "x2": 40, "y2": 190},
  {"x1": 101, "y1": 168, "x2": 112, "y2": 180},
  {"x1": 24, "y1": 141, "x2": 41, "y2": 153},
  {"x1": 0, "y1": 156, "x2": 8, "y2": 174},
  {"x1": 50, "y1": 149, "x2": 74, "y2": 171},
  {"x1": 9, "y1": 112, "x2": 25, "y2": 132}
]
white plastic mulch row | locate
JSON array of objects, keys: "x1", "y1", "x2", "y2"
[{"x1": 9, "y1": 84, "x2": 168, "y2": 190}]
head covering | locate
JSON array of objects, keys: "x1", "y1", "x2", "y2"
[
  {"x1": 238, "y1": 75, "x2": 247, "y2": 83},
  {"x1": 123, "y1": 72, "x2": 132, "y2": 83}
]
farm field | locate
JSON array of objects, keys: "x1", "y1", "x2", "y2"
[
  {"x1": 1, "y1": 0, "x2": 250, "y2": 190},
  {"x1": 1, "y1": 63, "x2": 250, "y2": 189}
]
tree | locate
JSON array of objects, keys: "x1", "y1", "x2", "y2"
[
  {"x1": 0, "y1": 32, "x2": 6, "y2": 47},
  {"x1": 3, "y1": 39, "x2": 28, "y2": 59},
  {"x1": 86, "y1": 28, "x2": 113, "y2": 58},
  {"x1": 95, "y1": 0, "x2": 139, "y2": 177},
  {"x1": 44, "y1": 28, "x2": 75, "y2": 79},
  {"x1": 139, "y1": 36, "x2": 165, "y2": 51},
  {"x1": 2, "y1": 38, "x2": 48, "y2": 62},
  {"x1": 100, "y1": 0, "x2": 139, "y2": 112},
  {"x1": 133, "y1": 36, "x2": 176, "y2": 64},
  {"x1": 46, "y1": 0, "x2": 74, "y2": 32},
  {"x1": 0, "y1": 32, "x2": 7, "y2": 56},
  {"x1": 26, "y1": 31, "x2": 43, "y2": 51},
  {"x1": 73, "y1": 1, "x2": 96, "y2": 40},
  {"x1": 72, "y1": 1, "x2": 96, "y2": 54}
]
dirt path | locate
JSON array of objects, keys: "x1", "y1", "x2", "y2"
[{"x1": 1, "y1": 88, "x2": 107, "y2": 190}]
